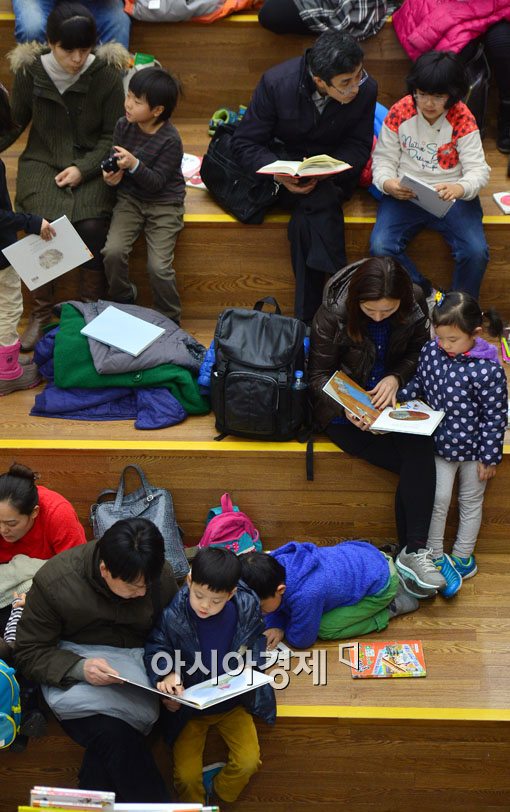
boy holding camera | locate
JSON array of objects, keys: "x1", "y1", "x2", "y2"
[{"x1": 102, "y1": 67, "x2": 185, "y2": 323}]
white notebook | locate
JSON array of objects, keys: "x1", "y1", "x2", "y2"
[
  {"x1": 80, "y1": 306, "x2": 165, "y2": 357},
  {"x1": 400, "y1": 173, "x2": 455, "y2": 218}
]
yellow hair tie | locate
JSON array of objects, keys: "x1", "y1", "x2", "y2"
[{"x1": 434, "y1": 290, "x2": 445, "y2": 307}]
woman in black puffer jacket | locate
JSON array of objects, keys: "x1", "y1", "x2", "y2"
[{"x1": 308, "y1": 255, "x2": 446, "y2": 597}]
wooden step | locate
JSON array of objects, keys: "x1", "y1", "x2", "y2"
[
  {"x1": 0, "y1": 13, "x2": 411, "y2": 112},
  {"x1": 4, "y1": 124, "x2": 510, "y2": 320},
  {"x1": 1, "y1": 349, "x2": 510, "y2": 556},
  {"x1": 3, "y1": 552, "x2": 510, "y2": 810}
]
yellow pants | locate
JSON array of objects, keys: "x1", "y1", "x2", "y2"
[{"x1": 173, "y1": 705, "x2": 261, "y2": 803}]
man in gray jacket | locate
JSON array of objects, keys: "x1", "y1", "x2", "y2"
[{"x1": 15, "y1": 518, "x2": 178, "y2": 802}]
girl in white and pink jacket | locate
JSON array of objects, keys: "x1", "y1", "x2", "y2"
[{"x1": 370, "y1": 50, "x2": 490, "y2": 300}]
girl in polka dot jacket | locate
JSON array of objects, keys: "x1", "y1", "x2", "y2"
[{"x1": 398, "y1": 291, "x2": 508, "y2": 598}]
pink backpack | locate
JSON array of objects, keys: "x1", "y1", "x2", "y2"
[{"x1": 198, "y1": 493, "x2": 262, "y2": 555}]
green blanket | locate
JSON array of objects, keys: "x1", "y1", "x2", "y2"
[{"x1": 54, "y1": 304, "x2": 209, "y2": 415}]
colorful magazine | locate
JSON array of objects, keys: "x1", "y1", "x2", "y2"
[{"x1": 350, "y1": 640, "x2": 426, "y2": 679}]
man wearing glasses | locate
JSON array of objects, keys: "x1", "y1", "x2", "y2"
[{"x1": 232, "y1": 31, "x2": 377, "y2": 323}]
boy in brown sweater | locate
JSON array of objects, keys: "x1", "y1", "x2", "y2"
[{"x1": 102, "y1": 67, "x2": 185, "y2": 323}]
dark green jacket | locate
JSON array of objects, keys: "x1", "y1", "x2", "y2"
[
  {"x1": 14, "y1": 540, "x2": 178, "y2": 688},
  {"x1": 0, "y1": 42, "x2": 129, "y2": 222}
]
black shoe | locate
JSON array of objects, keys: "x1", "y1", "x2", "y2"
[
  {"x1": 19, "y1": 709, "x2": 48, "y2": 738},
  {"x1": 497, "y1": 101, "x2": 510, "y2": 154},
  {"x1": 9, "y1": 734, "x2": 28, "y2": 753}
]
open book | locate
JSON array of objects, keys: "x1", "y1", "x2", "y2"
[
  {"x1": 109, "y1": 668, "x2": 272, "y2": 710},
  {"x1": 256, "y1": 154, "x2": 351, "y2": 178},
  {"x1": 323, "y1": 370, "x2": 444, "y2": 436},
  {"x1": 400, "y1": 173, "x2": 455, "y2": 218},
  {"x1": 350, "y1": 640, "x2": 426, "y2": 679}
]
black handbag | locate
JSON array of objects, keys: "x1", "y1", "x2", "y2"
[{"x1": 200, "y1": 123, "x2": 279, "y2": 224}]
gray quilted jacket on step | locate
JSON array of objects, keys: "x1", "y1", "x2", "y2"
[{"x1": 66, "y1": 300, "x2": 206, "y2": 375}]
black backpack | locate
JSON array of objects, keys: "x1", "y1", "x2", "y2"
[
  {"x1": 200, "y1": 123, "x2": 279, "y2": 224},
  {"x1": 210, "y1": 298, "x2": 308, "y2": 441}
]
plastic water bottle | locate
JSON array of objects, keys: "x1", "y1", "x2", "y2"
[
  {"x1": 292, "y1": 370, "x2": 307, "y2": 390},
  {"x1": 303, "y1": 336, "x2": 310, "y2": 372}
]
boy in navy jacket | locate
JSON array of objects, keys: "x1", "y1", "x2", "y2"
[{"x1": 144, "y1": 548, "x2": 275, "y2": 806}]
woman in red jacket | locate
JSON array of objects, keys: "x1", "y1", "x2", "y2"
[{"x1": 0, "y1": 462, "x2": 86, "y2": 633}]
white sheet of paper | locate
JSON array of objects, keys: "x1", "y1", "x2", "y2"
[{"x1": 2, "y1": 215, "x2": 93, "y2": 290}]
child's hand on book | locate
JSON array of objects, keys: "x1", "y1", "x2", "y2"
[
  {"x1": 477, "y1": 462, "x2": 497, "y2": 481},
  {"x1": 383, "y1": 178, "x2": 416, "y2": 200},
  {"x1": 435, "y1": 182, "x2": 464, "y2": 201},
  {"x1": 368, "y1": 375, "x2": 399, "y2": 410},
  {"x1": 264, "y1": 628, "x2": 285, "y2": 650},
  {"x1": 157, "y1": 672, "x2": 184, "y2": 711}
]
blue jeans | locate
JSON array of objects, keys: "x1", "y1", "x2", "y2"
[
  {"x1": 370, "y1": 195, "x2": 488, "y2": 297},
  {"x1": 12, "y1": 0, "x2": 131, "y2": 47}
]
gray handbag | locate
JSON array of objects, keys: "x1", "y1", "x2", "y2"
[{"x1": 90, "y1": 464, "x2": 189, "y2": 579}]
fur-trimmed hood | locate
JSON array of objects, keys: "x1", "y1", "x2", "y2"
[{"x1": 7, "y1": 41, "x2": 130, "y2": 74}]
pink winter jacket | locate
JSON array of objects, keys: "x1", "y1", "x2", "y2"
[{"x1": 392, "y1": 0, "x2": 510, "y2": 60}]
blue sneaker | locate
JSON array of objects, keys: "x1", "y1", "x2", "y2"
[
  {"x1": 434, "y1": 554, "x2": 462, "y2": 598},
  {"x1": 202, "y1": 761, "x2": 225, "y2": 803},
  {"x1": 451, "y1": 554, "x2": 478, "y2": 580}
]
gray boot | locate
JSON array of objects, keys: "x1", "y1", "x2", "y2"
[{"x1": 20, "y1": 282, "x2": 56, "y2": 352}]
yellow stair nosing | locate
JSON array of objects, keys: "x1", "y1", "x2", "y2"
[
  {"x1": 277, "y1": 704, "x2": 510, "y2": 722},
  {"x1": 2, "y1": 438, "x2": 510, "y2": 454},
  {"x1": 183, "y1": 212, "x2": 507, "y2": 226}
]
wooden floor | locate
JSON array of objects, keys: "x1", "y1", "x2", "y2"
[{"x1": 4, "y1": 553, "x2": 510, "y2": 811}]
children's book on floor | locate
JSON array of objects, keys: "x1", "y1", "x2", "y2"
[
  {"x1": 181, "y1": 152, "x2": 207, "y2": 190},
  {"x1": 350, "y1": 640, "x2": 426, "y2": 679},
  {"x1": 110, "y1": 667, "x2": 272, "y2": 710},
  {"x1": 29, "y1": 785, "x2": 115, "y2": 810},
  {"x1": 323, "y1": 370, "x2": 444, "y2": 436},
  {"x1": 493, "y1": 192, "x2": 510, "y2": 214},
  {"x1": 256, "y1": 154, "x2": 352, "y2": 178}
]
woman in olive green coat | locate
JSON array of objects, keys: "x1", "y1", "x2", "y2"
[{"x1": 0, "y1": 2, "x2": 129, "y2": 349}]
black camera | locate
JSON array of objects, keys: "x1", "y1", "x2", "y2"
[{"x1": 101, "y1": 154, "x2": 119, "y2": 173}]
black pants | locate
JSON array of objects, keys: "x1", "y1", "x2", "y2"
[
  {"x1": 259, "y1": 0, "x2": 310, "y2": 34},
  {"x1": 278, "y1": 180, "x2": 347, "y2": 321},
  {"x1": 74, "y1": 218, "x2": 109, "y2": 274},
  {"x1": 59, "y1": 714, "x2": 171, "y2": 802},
  {"x1": 460, "y1": 20, "x2": 510, "y2": 102},
  {"x1": 326, "y1": 422, "x2": 436, "y2": 552}
]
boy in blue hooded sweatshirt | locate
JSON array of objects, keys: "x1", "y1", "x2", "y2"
[{"x1": 240, "y1": 540, "x2": 418, "y2": 650}]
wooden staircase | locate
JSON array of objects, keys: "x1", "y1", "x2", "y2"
[{"x1": 0, "y1": 6, "x2": 510, "y2": 811}]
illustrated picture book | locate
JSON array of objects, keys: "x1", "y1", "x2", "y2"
[
  {"x1": 181, "y1": 152, "x2": 206, "y2": 190},
  {"x1": 109, "y1": 667, "x2": 272, "y2": 710},
  {"x1": 80, "y1": 306, "x2": 165, "y2": 357},
  {"x1": 350, "y1": 640, "x2": 426, "y2": 679},
  {"x1": 493, "y1": 191, "x2": 510, "y2": 214},
  {"x1": 400, "y1": 173, "x2": 455, "y2": 218},
  {"x1": 323, "y1": 370, "x2": 444, "y2": 436},
  {"x1": 3, "y1": 215, "x2": 93, "y2": 291},
  {"x1": 256, "y1": 154, "x2": 352, "y2": 178}
]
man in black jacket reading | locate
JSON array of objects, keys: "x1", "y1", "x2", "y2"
[{"x1": 232, "y1": 31, "x2": 377, "y2": 323}]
